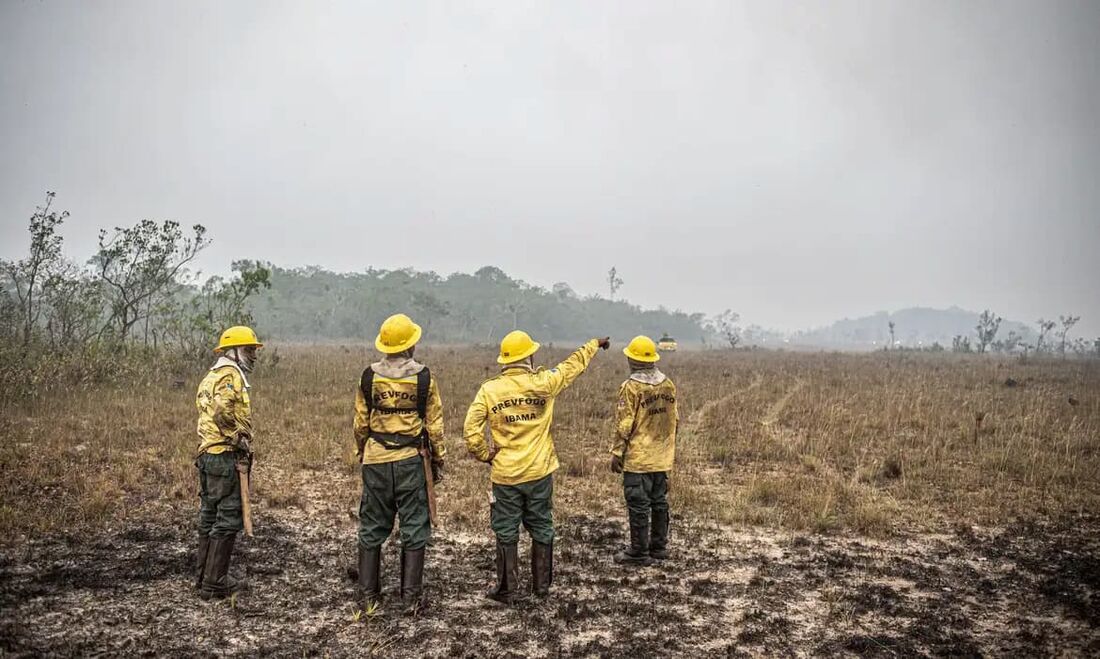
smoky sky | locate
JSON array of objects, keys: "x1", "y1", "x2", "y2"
[{"x1": 2, "y1": 1, "x2": 1098, "y2": 334}]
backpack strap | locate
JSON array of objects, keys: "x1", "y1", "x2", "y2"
[
  {"x1": 416, "y1": 367, "x2": 430, "y2": 421},
  {"x1": 360, "y1": 367, "x2": 375, "y2": 413}
]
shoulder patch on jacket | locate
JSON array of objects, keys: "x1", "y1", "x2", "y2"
[{"x1": 213, "y1": 369, "x2": 241, "y2": 389}]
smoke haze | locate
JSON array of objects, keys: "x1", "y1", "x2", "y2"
[{"x1": 2, "y1": 1, "x2": 1098, "y2": 333}]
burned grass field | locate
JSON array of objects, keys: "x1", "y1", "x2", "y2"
[{"x1": 2, "y1": 347, "x2": 1099, "y2": 656}]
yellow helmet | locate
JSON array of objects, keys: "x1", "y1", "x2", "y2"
[
  {"x1": 498, "y1": 330, "x2": 540, "y2": 364},
  {"x1": 215, "y1": 325, "x2": 263, "y2": 352},
  {"x1": 623, "y1": 335, "x2": 660, "y2": 362},
  {"x1": 375, "y1": 313, "x2": 422, "y2": 354}
]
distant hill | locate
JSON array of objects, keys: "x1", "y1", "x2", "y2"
[{"x1": 793, "y1": 307, "x2": 1036, "y2": 349}]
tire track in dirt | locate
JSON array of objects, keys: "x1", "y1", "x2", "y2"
[
  {"x1": 754, "y1": 377, "x2": 899, "y2": 514},
  {"x1": 685, "y1": 372, "x2": 763, "y2": 431},
  {"x1": 759, "y1": 377, "x2": 804, "y2": 428},
  {"x1": 678, "y1": 372, "x2": 763, "y2": 467},
  {"x1": 677, "y1": 373, "x2": 827, "y2": 637},
  {"x1": 677, "y1": 371, "x2": 769, "y2": 471}
]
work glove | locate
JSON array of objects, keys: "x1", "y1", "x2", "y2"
[
  {"x1": 597, "y1": 337, "x2": 611, "y2": 350},
  {"x1": 432, "y1": 459, "x2": 445, "y2": 485},
  {"x1": 485, "y1": 446, "x2": 500, "y2": 464},
  {"x1": 610, "y1": 454, "x2": 624, "y2": 474}
]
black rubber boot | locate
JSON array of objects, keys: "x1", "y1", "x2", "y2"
[
  {"x1": 615, "y1": 520, "x2": 654, "y2": 566},
  {"x1": 357, "y1": 545, "x2": 382, "y2": 610},
  {"x1": 485, "y1": 542, "x2": 520, "y2": 605},
  {"x1": 195, "y1": 535, "x2": 211, "y2": 589},
  {"x1": 200, "y1": 535, "x2": 247, "y2": 599},
  {"x1": 531, "y1": 541, "x2": 553, "y2": 598},
  {"x1": 400, "y1": 547, "x2": 426, "y2": 613},
  {"x1": 650, "y1": 509, "x2": 670, "y2": 560}
]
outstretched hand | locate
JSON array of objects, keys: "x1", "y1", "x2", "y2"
[{"x1": 597, "y1": 337, "x2": 611, "y2": 350}]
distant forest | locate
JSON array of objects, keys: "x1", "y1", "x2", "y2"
[{"x1": 251, "y1": 265, "x2": 710, "y2": 344}]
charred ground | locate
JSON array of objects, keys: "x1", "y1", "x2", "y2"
[{"x1": 2, "y1": 500, "x2": 1097, "y2": 656}]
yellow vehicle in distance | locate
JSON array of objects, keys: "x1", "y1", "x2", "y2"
[{"x1": 657, "y1": 334, "x2": 678, "y2": 353}]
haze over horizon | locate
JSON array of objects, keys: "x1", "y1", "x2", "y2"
[{"x1": 3, "y1": 1, "x2": 1098, "y2": 334}]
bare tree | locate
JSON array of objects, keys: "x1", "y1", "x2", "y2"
[
  {"x1": 1035, "y1": 318, "x2": 1056, "y2": 353},
  {"x1": 952, "y1": 335, "x2": 972, "y2": 353},
  {"x1": 974, "y1": 309, "x2": 1001, "y2": 354},
  {"x1": 888, "y1": 320, "x2": 896, "y2": 349},
  {"x1": 2, "y1": 192, "x2": 68, "y2": 347},
  {"x1": 1057, "y1": 314, "x2": 1080, "y2": 359},
  {"x1": 607, "y1": 266, "x2": 623, "y2": 301},
  {"x1": 995, "y1": 330, "x2": 1022, "y2": 354},
  {"x1": 711, "y1": 309, "x2": 741, "y2": 349},
  {"x1": 93, "y1": 220, "x2": 209, "y2": 343}
]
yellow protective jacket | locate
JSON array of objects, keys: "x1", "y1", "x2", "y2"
[
  {"x1": 354, "y1": 356, "x2": 446, "y2": 465},
  {"x1": 464, "y1": 340, "x2": 599, "y2": 485},
  {"x1": 196, "y1": 358, "x2": 253, "y2": 455},
  {"x1": 611, "y1": 369, "x2": 678, "y2": 473}
]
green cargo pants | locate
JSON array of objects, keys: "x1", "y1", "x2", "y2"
[
  {"x1": 358, "y1": 455, "x2": 430, "y2": 550},
  {"x1": 197, "y1": 452, "x2": 243, "y2": 538},
  {"x1": 623, "y1": 471, "x2": 668, "y2": 528},
  {"x1": 491, "y1": 473, "x2": 554, "y2": 545}
]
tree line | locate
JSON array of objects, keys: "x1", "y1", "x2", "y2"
[
  {"x1": 5, "y1": 193, "x2": 1094, "y2": 404},
  {"x1": 248, "y1": 264, "x2": 710, "y2": 346}
]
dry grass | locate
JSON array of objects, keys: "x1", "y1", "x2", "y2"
[{"x1": 1, "y1": 346, "x2": 1097, "y2": 542}]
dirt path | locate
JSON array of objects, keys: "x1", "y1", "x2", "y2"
[{"x1": 2, "y1": 474, "x2": 1097, "y2": 657}]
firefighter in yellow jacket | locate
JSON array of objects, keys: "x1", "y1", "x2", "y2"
[
  {"x1": 194, "y1": 326, "x2": 263, "y2": 599},
  {"x1": 353, "y1": 313, "x2": 445, "y2": 611},
  {"x1": 611, "y1": 336, "x2": 679, "y2": 565},
  {"x1": 465, "y1": 331, "x2": 610, "y2": 603}
]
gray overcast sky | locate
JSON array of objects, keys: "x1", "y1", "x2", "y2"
[{"x1": 2, "y1": 0, "x2": 1098, "y2": 333}]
